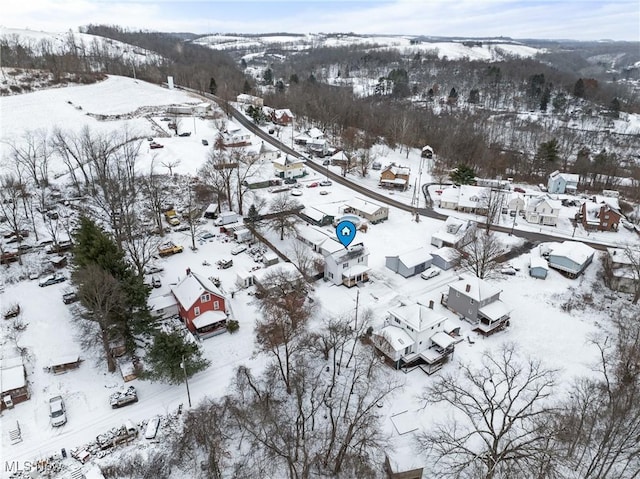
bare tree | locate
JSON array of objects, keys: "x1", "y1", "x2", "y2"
[
  {"x1": 4, "y1": 130, "x2": 50, "y2": 188},
  {"x1": 139, "y1": 158, "x2": 169, "y2": 236},
  {"x1": 290, "y1": 241, "x2": 321, "y2": 281},
  {"x1": 232, "y1": 148, "x2": 261, "y2": 215},
  {"x1": 267, "y1": 193, "x2": 301, "y2": 241},
  {"x1": 199, "y1": 147, "x2": 236, "y2": 211},
  {"x1": 418, "y1": 343, "x2": 558, "y2": 479},
  {"x1": 458, "y1": 230, "x2": 505, "y2": 279},
  {"x1": 0, "y1": 175, "x2": 28, "y2": 265},
  {"x1": 550, "y1": 316, "x2": 640, "y2": 479},
  {"x1": 480, "y1": 188, "x2": 506, "y2": 232},
  {"x1": 160, "y1": 158, "x2": 181, "y2": 176}
]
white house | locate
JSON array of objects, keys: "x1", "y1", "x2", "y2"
[
  {"x1": 273, "y1": 155, "x2": 306, "y2": 179},
  {"x1": 220, "y1": 125, "x2": 251, "y2": 147},
  {"x1": 343, "y1": 198, "x2": 389, "y2": 224},
  {"x1": 372, "y1": 302, "x2": 457, "y2": 372},
  {"x1": 236, "y1": 93, "x2": 263, "y2": 107},
  {"x1": 437, "y1": 186, "x2": 460, "y2": 210},
  {"x1": 524, "y1": 196, "x2": 561, "y2": 226},
  {"x1": 547, "y1": 170, "x2": 579, "y2": 194},
  {"x1": 507, "y1": 193, "x2": 525, "y2": 213},
  {"x1": 246, "y1": 141, "x2": 281, "y2": 162},
  {"x1": 457, "y1": 185, "x2": 491, "y2": 214},
  {"x1": 431, "y1": 217, "x2": 475, "y2": 248},
  {"x1": 324, "y1": 243, "x2": 370, "y2": 287}
]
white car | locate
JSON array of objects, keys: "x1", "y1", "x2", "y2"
[
  {"x1": 291, "y1": 189, "x2": 303, "y2": 196},
  {"x1": 231, "y1": 245, "x2": 247, "y2": 255},
  {"x1": 420, "y1": 267, "x2": 441, "y2": 280},
  {"x1": 49, "y1": 396, "x2": 67, "y2": 427}
]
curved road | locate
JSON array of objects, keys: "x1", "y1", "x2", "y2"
[{"x1": 183, "y1": 87, "x2": 617, "y2": 252}]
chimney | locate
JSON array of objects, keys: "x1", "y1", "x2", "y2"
[
  {"x1": 465, "y1": 284, "x2": 471, "y2": 293},
  {"x1": 428, "y1": 300, "x2": 434, "y2": 309},
  {"x1": 186, "y1": 267, "x2": 191, "y2": 276}
]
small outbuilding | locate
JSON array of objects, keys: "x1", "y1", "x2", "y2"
[
  {"x1": 431, "y1": 247, "x2": 460, "y2": 271},
  {"x1": 529, "y1": 255, "x2": 549, "y2": 279},
  {"x1": 385, "y1": 248, "x2": 433, "y2": 278},
  {"x1": 1, "y1": 356, "x2": 29, "y2": 410}
]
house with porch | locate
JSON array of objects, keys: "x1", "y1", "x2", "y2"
[
  {"x1": 171, "y1": 271, "x2": 228, "y2": 339},
  {"x1": 236, "y1": 93, "x2": 263, "y2": 107},
  {"x1": 372, "y1": 302, "x2": 458, "y2": 373},
  {"x1": 547, "y1": 170, "x2": 579, "y2": 194},
  {"x1": 273, "y1": 155, "x2": 306, "y2": 179},
  {"x1": 430, "y1": 217, "x2": 475, "y2": 248},
  {"x1": 324, "y1": 243, "x2": 370, "y2": 287},
  {"x1": 219, "y1": 125, "x2": 251, "y2": 147},
  {"x1": 436, "y1": 186, "x2": 460, "y2": 210},
  {"x1": 442, "y1": 274, "x2": 511, "y2": 335},
  {"x1": 524, "y1": 196, "x2": 561, "y2": 226},
  {"x1": 379, "y1": 164, "x2": 410, "y2": 191},
  {"x1": 385, "y1": 248, "x2": 433, "y2": 278},
  {"x1": 580, "y1": 201, "x2": 621, "y2": 231},
  {"x1": 545, "y1": 241, "x2": 595, "y2": 278},
  {"x1": 457, "y1": 185, "x2": 490, "y2": 214}
]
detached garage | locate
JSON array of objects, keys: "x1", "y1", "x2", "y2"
[{"x1": 385, "y1": 248, "x2": 433, "y2": 278}]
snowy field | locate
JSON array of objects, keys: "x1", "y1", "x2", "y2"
[{"x1": 1, "y1": 76, "x2": 638, "y2": 477}]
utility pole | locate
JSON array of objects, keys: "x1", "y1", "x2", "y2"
[
  {"x1": 354, "y1": 289, "x2": 360, "y2": 329},
  {"x1": 181, "y1": 355, "x2": 192, "y2": 408},
  {"x1": 510, "y1": 205, "x2": 518, "y2": 236}
]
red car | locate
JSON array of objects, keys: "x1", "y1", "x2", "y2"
[
  {"x1": 306, "y1": 182, "x2": 319, "y2": 188},
  {"x1": 150, "y1": 142, "x2": 164, "y2": 149}
]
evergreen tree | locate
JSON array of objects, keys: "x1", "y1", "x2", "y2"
[
  {"x1": 208, "y1": 77, "x2": 217, "y2": 95},
  {"x1": 307, "y1": 73, "x2": 316, "y2": 83},
  {"x1": 610, "y1": 97, "x2": 621, "y2": 118},
  {"x1": 427, "y1": 87, "x2": 434, "y2": 101},
  {"x1": 246, "y1": 203, "x2": 262, "y2": 230},
  {"x1": 450, "y1": 164, "x2": 476, "y2": 185},
  {"x1": 527, "y1": 73, "x2": 545, "y2": 101},
  {"x1": 144, "y1": 331, "x2": 209, "y2": 384},
  {"x1": 552, "y1": 92, "x2": 567, "y2": 112},
  {"x1": 574, "y1": 78, "x2": 585, "y2": 98},
  {"x1": 275, "y1": 80, "x2": 285, "y2": 93},
  {"x1": 240, "y1": 58, "x2": 247, "y2": 70},
  {"x1": 540, "y1": 87, "x2": 551, "y2": 111},
  {"x1": 263, "y1": 68, "x2": 273, "y2": 85},
  {"x1": 289, "y1": 73, "x2": 299, "y2": 84},
  {"x1": 242, "y1": 80, "x2": 251, "y2": 94},
  {"x1": 534, "y1": 139, "x2": 560, "y2": 176},
  {"x1": 468, "y1": 88, "x2": 480, "y2": 104}
]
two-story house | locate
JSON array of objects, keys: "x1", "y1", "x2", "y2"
[
  {"x1": 343, "y1": 198, "x2": 389, "y2": 224},
  {"x1": 442, "y1": 274, "x2": 511, "y2": 335},
  {"x1": 524, "y1": 196, "x2": 561, "y2": 226},
  {"x1": 171, "y1": 271, "x2": 228, "y2": 339},
  {"x1": 372, "y1": 301, "x2": 458, "y2": 373},
  {"x1": 219, "y1": 125, "x2": 251, "y2": 147},
  {"x1": 271, "y1": 109, "x2": 294, "y2": 125},
  {"x1": 605, "y1": 247, "x2": 640, "y2": 297},
  {"x1": 379, "y1": 164, "x2": 410, "y2": 191},
  {"x1": 580, "y1": 201, "x2": 621, "y2": 231},
  {"x1": 273, "y1": 155, "x2": 306, "y2": 179},
  {"x1": 430, "y1": 217, "x2": 476, "y2": 249},
  {"x1": 547, "y1": 170, "x2": 579, "y2": 194},
  {"x1": 324, "y1": 243, "x2": 370, "y2": 287}
]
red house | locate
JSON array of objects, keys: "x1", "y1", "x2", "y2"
[
  {"x1": 171, "y1": 271, "x2": 228, "y2": 338},
  {"x1": 271, "y1": 109, "x2": 294, "y2": 125},
  {"x1": 581, "y1": 201, "x2": 622, "y2": 231}
]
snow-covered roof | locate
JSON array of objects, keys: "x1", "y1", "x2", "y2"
[
  {"x1": 320, "y1": 238, "x2": 345, "y2": 256},
  {"x1": 171, "y1": 272, "x2": 225, "y2": 310},
  {"x1": 549, "y1": 170, "x2": 579, "y2": 183},
  {"x1": 432, "y1": 246, "x2": 460, "y2": 263},
  {"x1": 273, "y1": 155, "x2": 305, "y2": 168},
  {"x1": 449, "y1": 274, "x2": 502, "y2": 302},
  {"x1": 382, "y1": 165, "x2": 410, "y2": 176},
  {"x1": 252, "y1": 262, "x2": 302, "y2": 284},
  {"x1": 297, "y1": 224, "x2": 332, "y2": 245},
  {"x1": 344, "y1": 197, "x2": 387, "y2": 216},
  {"x1": 431, "y1": 331, "x2": 456, "y2": 349},
  {"x1": 388, "y1": 303, "x2": 446, "y2": 332},
  {"x1": 439, "y1": 186, "x2": 460, "y2": 203},
  {"x1": 607, "y1": 247, "x2": 640, "y2": 266},
  {"x1": 380, "y1": 178, "x2": 408, "y2": 185},
  {"x1": 192, "y1": 310, "x2": 227, "y2": 329},
  {"x1": 479, "y1": 300, "x2": 511, "y2": 321},
  {"x1": 529, "y1": 256, "x2": 549, "y2": 270},
  {"x1": 548, "y1": 241, "x2": 595, "y2": 266},
  {"x1": 458, "y1": 185, "x2": 489, "y2": 209},
  {"x1": 1, "y1": 357, "x2": 25, "y2": 393},
  {"x1": 397, "y1": 248, "x2": 433, "y2": 268},
  {"x1": 342, "y1": 264, "x2": 370, "y2": 278},
  {"x1": 307, "y1": 127, "x2": 324, "y2": 139},
  {"x1": 300, "y1": 207, "x2": 330, "y2": 223},
  {"x1": 48, "y1": 355, "x2": 80, "y2": 367},
  {"x1": 377, "y1": 325, "x2": 414, "y2": 352},
  {"x1": 274, "y1": 108, "x2": 293, "y2": 118},
  {"x1": 148, "y1": 293, "x2": 178, "y2": 311},
  {"x1": 329, "y1": 243, "x2": 368, "y2": 263},
  {"x1": 330, "y1": 150, "x2": 350, "y2": 161}
]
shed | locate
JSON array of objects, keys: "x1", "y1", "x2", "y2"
[
  {"x1": 262, "y1": 251, "x2": 279, "y2": 267},
  {"x1": 431, "y1": 247, "x2": 460, "y2": 270},
  {"x1": 148, "y1": 294, "x2": 179, "y2": 320},
  {"x1": 386, "y1": 248, "x2": 433, "y2": 278},
  {"x1": 233, "y1": 228, "x2": 252, "y2": 243},
  {"x1": 1, "y1": 356, "x2": 29, "y2": 410},
  {"x1": 529, "y1": 255, "x2": 549, "y2": 279},
  {"x1": 50, "y1": 255, "x2": 68, "y2": 268},
  {"x1": 236, "y1": 270, "x2": 254, "y2": 289},
  {"x1": 203, "y1": 203, "x2": 219, "y2": 219},
  {"x1": 44, "y1": 355, "x2": 82, "y2": 374}
]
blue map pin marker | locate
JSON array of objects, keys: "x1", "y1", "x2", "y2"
[{"x1": 335, "y1": 220, "x2": 357, "y2": 248}]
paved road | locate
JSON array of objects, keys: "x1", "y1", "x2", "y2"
[{"x1": 183, "y1": 87, "x2": 618, "y2": 252}]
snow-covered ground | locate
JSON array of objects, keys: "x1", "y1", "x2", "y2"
[{"x1": 1, "y1": 75, "x2": 638, "y2": 477}]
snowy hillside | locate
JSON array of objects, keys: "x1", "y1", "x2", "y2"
[
  {"x1": 0, "y1": 27, "x2": 164, "y2": 65},
  {"x1": 195, "y1": 32, "x2": 542, "y2": 61}
]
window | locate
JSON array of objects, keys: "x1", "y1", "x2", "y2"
[
  {"x1": 470, "y1": 299, "x2": 474, "y2": 304},
  {"x1": 394, "y1": 317, "x2": 400, "y2": 324},
  {"x1": 194, "y1": 307, "x2": 201, "y2": 316},
  {"x1": 201, "y1": 293, "x2": 210, "y2": 303},
  {"x1": 343, "y1": 263, "x2": 348, "y2": 269},
  {"x1": 456, "y1": 291, "x2": 460, "y2": 297},
  {"x1": 604, "y1": 215, "x2": 609, "y2": 220},
  {"x1": 213, "y1": 301, "x2": 220, "y2": 310}
]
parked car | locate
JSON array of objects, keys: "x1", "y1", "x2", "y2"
[
  {"x1": 513, "y1": 187, "x2": 526, "y2": 193},
  {"x1": 151, "y1": 276, "x2": 162, "y2": 288},
  {"x1": 319, "y1": 180, "x2": 332, "y2": 186},
  {"x1": 306, "y1": 182, "x2": 319, "y2": 188},
  {"x1": 201, "y1": 139, "x2": 209, "y2": 146},
  {"x1": 231, "y1": 245, "x2": 248, "y2": 255},
  {"x1": 284, "y1": 178, "x2": 297, "y2": 184},
  {"x1": 319, "y1": 190, "x2": 330, "y2": 195},
  {"x1": 144, "y1": 266, "x2": 164, "y2": 275},
  {"x1": 217, "y1": 259, "x2": 233, "y2": 269},
  {"x1": 49, "y1": 396, "x2": 67, "y2": 427},
  {"x1": 62, "y1": 292, "x2": 78, "y2": 304},
  {"x1": 291, "y1": 189, "x2": 303, "y2": 196},
  {"x1": 420, "y1": 267, "x2": 441, "y2": 280},
  {"x1": 178, "y1": 132, "x2": 191, "y2": 137},
  {"x1": 149, "y1": 142, "x2": 164, "y2": 149},
  {"x1": 39, "y1": 274, "x2": 66, "y2": 287},
  {"x1": 501, "y1": 267, "x2": 517, "y2": 275},
  {"x1": 144, "y1": 417, "x2": 160, "y2": 440},
  {"x1": 322, "y1": 160, "x2": 331, "y2": 166}
]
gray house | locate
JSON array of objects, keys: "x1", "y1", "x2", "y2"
[
  {"x1": 529, "y1": 255, "x2": 549, "y2": 279},
  {"x1": 385, "y1": 248, "x2": 433, "y2": 278},
  {"x1": 431, "y1": 247, "x2": 460, "y2": 270},
  {"x1": 546, "y1": 241, "x2": 595, "y2": 278},
  {"x1": 442, "y1": 274, "x2": 511, "y2": 335},
  {"x1": 547, "y1": 170, "x2": 579, "y2": 194}
]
